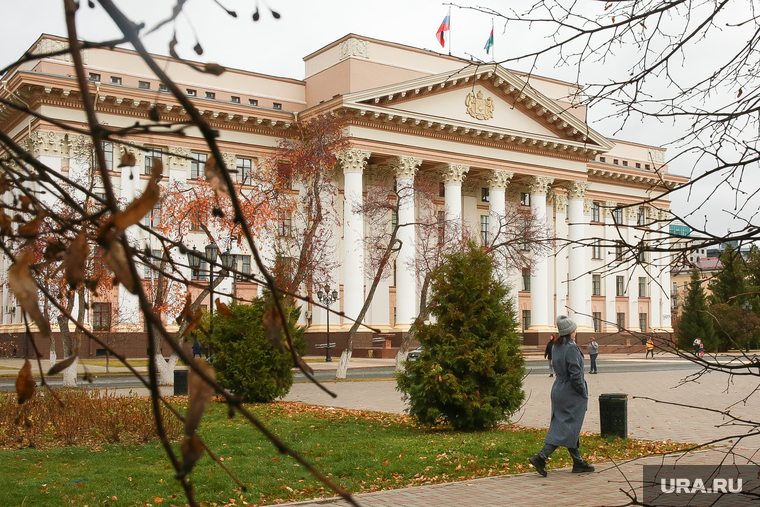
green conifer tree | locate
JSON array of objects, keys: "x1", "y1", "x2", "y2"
[
  {"x1": 396, "y1": 242, "x2": 525, "y2": 431},
  {"x1": 709, "y1": 244, "x2": 748, "y2": 305},
  {"x1": 677, "y1": 269, "x2": 719, "y2": 352}
]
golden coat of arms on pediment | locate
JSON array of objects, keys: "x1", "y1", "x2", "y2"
[{"x1": 465, "y1": 90, "x2": 494, "y2": 120}]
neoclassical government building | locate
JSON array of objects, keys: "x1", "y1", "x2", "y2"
[{"x1": 0, "y1": 34, "x2": 686, "y2": 356}]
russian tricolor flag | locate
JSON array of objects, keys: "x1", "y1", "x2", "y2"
[{"x1": 436, "y1": 11, "x2": 450, "y2": 48}]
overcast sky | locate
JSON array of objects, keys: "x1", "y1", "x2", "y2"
[{"x1": 2, "y1": 0, "x2": 756, "y2": 238}]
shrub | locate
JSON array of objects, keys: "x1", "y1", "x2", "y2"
[
  {"x1": 203, "y1": 297, "x2": 305, "y2": 402},
  {"x1": 397, "y1": 242, "x2": 525, "y2": 431}
]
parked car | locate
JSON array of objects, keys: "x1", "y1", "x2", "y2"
[{"x1": 406, "y1": 346, "x2": 423, "y2": 361}]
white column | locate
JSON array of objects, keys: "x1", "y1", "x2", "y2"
[
  {"x1": 566, "y1": 181, "x2": 591, "y2": 331},
  {"x1": 553, "y1": 194, "x2": 568, "y2": 319},
  {"x1": 528, "y1": 176, "x2": 554, "y2": 331},
  {"x1": 338, "y1": 149, "x2": 371, "y2": 327},
  {"x1": 390, "y1": 156, "x2": 422, "y2": 330},
  {"x1": 487, "y1": 170, "x2": 514, "y2": 309},
  {"x1": 438, "y1": 163, "x2": 469, "y2": 230},
  {"x1": 117, "y1": 147, "x2": 141, "y2": 330},
  {"x1": 603, "y1": 202, "x2": 618, "y2": 332},
  {"x1": 627, "y1": 206, "x2": 641, "y2": 332},
  {"x1": 659, "y1": 213, "x2": 673, "y2": 331}
]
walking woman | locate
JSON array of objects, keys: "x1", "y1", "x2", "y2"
[
  {"x1": 529, "y1": 315, "x2": 595, "y2": 476},
  {"x1": 544, "y1": 334, "x2": 556, "y2": 377}
]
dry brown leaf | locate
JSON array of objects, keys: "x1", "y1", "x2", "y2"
[
  {"x1": 118, "y1": 152, "x2": 137, "y2": 168},
  {"x1": 179, "y1": 433, "x2": 204, "y2": 477},
  {"x1": 215, "y1": 298, "x2": 233, "y2": 317},
  {"x1": 263, "y1": 306, "x2": 285, "y2": 350},
  {"x1": 204, "y1": 156, "x2": 229, "y2": 197},
  {"x1": 64, "y1": 231, "x2": 90, "y2": 289},
  {"x1": 203, "y1": 63, "x2": 225, "y2": 76},
  {"x1": 43, "y1": 240, "x2": 67, "y2": 261},
  {"x1": 110, "y1": 159, "x2": 162, "y2": 230},
  {"x1": 176, "y1": 295, "x2": 202, "y2": 335},
  {"x1": 105, "y1": 241, "x2": 136, "y2": 294},
  {"x1": 19, "y1": 196, "x2": 34, "y2": 212},
  {"x1": 16, "y1": 360, "x2": 35, "y2": 404},
  {"x1": 48, "y1": 352, "x2": 79, "y2": 375},
  {"x1": 186, "y1": 360, "x2": 216, "y2": 436},
  {"x1": 18, "y1": 210, "x2": 46, "y2": 237},
  {"x1": 0, "y1": 210, "x2": 11, "y2": 232},
  {"x1": 0, "y1": 174, "x2": 9, "y2": 194},
  {"x1": 8, "y1": 251, "x2": 51, "y2": 338}
]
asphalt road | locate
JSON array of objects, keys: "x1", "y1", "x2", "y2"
[{"x1": 0, "y1": 356, "x2": 714, "y2": 389}]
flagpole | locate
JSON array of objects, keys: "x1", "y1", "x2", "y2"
[
  {"x1": 491, "y1": 19, "x2": 495, "y2": 63},
  {"x1": 448, "y1": 7, "x2": 452, "y2": 56}
]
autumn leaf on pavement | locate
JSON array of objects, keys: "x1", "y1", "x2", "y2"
[
  {"x1": 204, "y1": 156, "x2": 229, "y2": 197},
  {"x1": 215, "y1": 298, "x2": 233, "y2": 317},
  {"x1": 16, "y1": 360, "x2": 35, "y2": 404},
  {"x1": 64, "y1": 231, "x2": 90, "y2": 289},
  {"x1": 8, "y1": 251, "x2": 51, "y2": 339},
  {"x1": 185, "y1": 360, "x2": 216, "y2": 436},
  {"x1": 263, "y1": 305, "x2": 285, "y2": 350}
]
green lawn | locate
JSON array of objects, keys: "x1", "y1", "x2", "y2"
[{"x1": 1, "y1": 400, "x2": 690, "y2": 507}]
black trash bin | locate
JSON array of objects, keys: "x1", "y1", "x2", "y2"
[
  {"x1": 599, "y1": 393, "x2": 627, "y2": 439},
  {"x1": 174, "y1": 369, "x2": 188, "y2": 396}
]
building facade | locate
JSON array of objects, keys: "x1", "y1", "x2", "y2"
[{"x1": 0, "y1": 34, "x2": 688, "y2": 357}]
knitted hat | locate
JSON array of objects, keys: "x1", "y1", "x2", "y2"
[{"x1": 556, "y1": 315, "x2": 577, "y2": 336}]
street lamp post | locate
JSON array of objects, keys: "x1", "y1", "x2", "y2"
[
  {"x1": 220, "y1": 249, "x2": 236, "y2": 299},
  {"x1": 742, "y1": 301, "x2": 753, "y2": 353},
  {"x1": 316, "y1": 286, "x2": 339, "y2": 362}
]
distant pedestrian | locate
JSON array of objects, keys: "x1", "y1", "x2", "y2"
[
  {"x1": 699, "y1": 342, "x2": 705, "y2": 358},
  {"x1": 646, "y1": 337, "x2": 655, "y2": 359},
  {"x1": 529, "y1": 315, "x2": 595, "y2": 477},
  {"x1": 588, "y1": 338, "x2": 598, "y2": 374},
  {"x1": 545, "y1": 334, "x2": 556, "y2": 377},
  {"x1": 192, "y1": 339, "x2": 204, "y2": 358},
  {"x1": 693, "y1": 338, "x2": 702, "y2": 355}
]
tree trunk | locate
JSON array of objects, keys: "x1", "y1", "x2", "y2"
[
  {"x1": 395, "y1": 272, "x2": 431, "y2": 372},
  {"x1": 57, "y1": 290, "x2": 78, "y2": 387}
]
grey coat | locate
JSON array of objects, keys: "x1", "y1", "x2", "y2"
[{"x1": 544, "y1": 339, "x2": 588, "y2": 448}]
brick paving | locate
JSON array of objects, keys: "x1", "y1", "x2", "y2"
[{"x1": 280, "y1": 356, "x2": 759, "y2": 507}]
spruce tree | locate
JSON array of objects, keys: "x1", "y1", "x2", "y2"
[
  {"x1": 709, "y1": 244, "x2": 748, "y2": 305},
  {"x1": 678, "y1": 269, "x2": 719, "y2": 352},
  {"x1": 396, "y1": 242, "x2": 525, "y2": 431}
]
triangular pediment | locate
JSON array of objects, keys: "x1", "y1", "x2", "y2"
[{"x1": 340, "y1": 64, "x2": 614, "y2": 156}]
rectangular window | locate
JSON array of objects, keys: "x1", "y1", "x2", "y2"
[
  {"x1": 102, "y1": 142, "x2": 113, "y2": 171},
  {"x1": 138, "y1": 81, "x2": 151, "y2": 89},
  {"x1": 436, "y1": 210, "x2": 445, "y2": 244},
  {"x1": 593, "y1": 312, "x2": 602, "y2": 332},
  {"x1": 190, "y1": 207, "x2": 204, "y2": 231},
  {"x1": 617, "y1": 312, "x2": 625, "y2": 331},
  {"x1": 639, "y1": 313, "x2": 648, "y2": 332},
  {"x1": 672, "y1": 281, "x2": 678, "y2": 295},
  {"x1": 522, "y1": 268, "x2": 531, "y2": 292},
  {"x1": 520, "y1": 218, "x2": 531, "y2": 251},
  {"x1": 635, "y1": 162, "x2": 641, "y2": 169},
  {"x1": 637, "y1": 207, "x2": 646, "y2": 226},
  {"x1": 191, "y1": 260, "x2": 208, "y2": 281},
  {"x1": 191, "y1": 152, "x2": 207, "y2": 179},
  {"x1": 591, "y1": 201, "x2": 600, "y2": 222},
  {"x1": 592, "y1": 238, "x2": 602, "y2": 259},
  {"x1": 249, "y1": 98, "x2": 258, "y2": 106},
  {"x1": 273, "y1": 102, "x2": 282, "y2": 109},
  {"x1": 439, "y1": 182, "x2": 445, "y2": 197},
  {"x1": 144, "y1": 249, "x2": 162, "y2": 278},
  {"x1": 278, "y1": 214, "x2": 292, "y2": 237},
  {"x1": 481, "y1": 187, "x2": 489, "y2": 202},
  {"x1": 186, "y1": 89, "x2": 197, "y2": 96},
  {"x1": 522, "y1": 310, "x2": 531, "y2": 331},
  {"x1": 110, "y1": 76, "x2": 122, "y2": 85},
  {"x1": 613, "y1": 159, "x2": 619, "y2": 165},
  {"x1": 144, "y1": 147, "x2": 162, "y2": 175},
  {"x1": 683, "y1": 281, "x2": 688, "y2": 292},
  {"x1": 638, "y1": 276, "x2": 647, "y2": 297},
  {"x1": 599, "y1": 156, "x2": 606, "y2": 163},
  {"x1": 88, "y1": 72, "x2": 101, "y2": 82},
  {"x1": 92, "y1": 302, "x2": 111, "y2": 331},
  {"x1": 672, "y1": 297, "x2": 678, "y2": 309},
  {"x1": 645, "y1": 164, "x2": 651, "y2": 170},
  {"x1": 622, "y1": 160, "x2": 628, "y2": 166},
  {"x1": 616, "y1": 276, "x2": 625, "y2": 296},
  {"x1": 520, "y1": 192, "x2": 530, "y2": 206},
  {"x1": 231, "y1": 96, "x2": 240, "y2": 103},
  {"x1": 613, "y1": 208, "x2": 623, "y2": 224},
  {"x1": 236, "y1": 157, "x2": 253, "y2": 185},
  {"x1": 615, "y1": 241, "x2": 624, "y2": 261},
  {"x1": 592, "y1": 274, "x2": 601, "y2": 296},
  {"x1": 144, "y1": 201, "x2": 161, "y2": 228},
  {"x1": 480, "y1": 215, "x2": 489, "y2": 244},
  {"x1": 236, "y1": 255, "x2": 251, "y2": 280},
  {"x1": 205, "y1": 91, "x2": 216, "y2": 99},
  {"x1": 159, "y1": 83, "x2": 169, "y2": 92}
]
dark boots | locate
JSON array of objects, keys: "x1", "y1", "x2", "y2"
[
  {"x1": 529, "y1": 454, "x2": 547, "y2": 477},
  {"x1": 572, "y1": 459, "x2": 595, "y2": 473}
]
